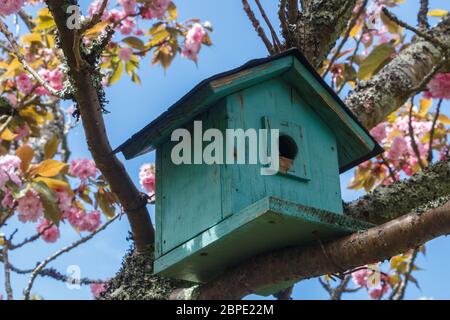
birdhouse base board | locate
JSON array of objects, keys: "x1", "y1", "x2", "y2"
[{"x1": 154, "y1": 196, "x2": 373, "y2": 296}]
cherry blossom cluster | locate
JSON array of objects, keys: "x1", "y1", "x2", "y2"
[
  {"x1": 0, "y1": 0, "x2": 25, "y2": 16},
  {"x1": 90, "y1": 283, "x2": 106, "y2": 299},
  {"x1": 0, "y1": 155, "x2": 102, "y2": 243},
  {"x1": 139, "y1": 163, "x2": 155, "y2": 196},
  {"x1": 425, "y1": 73, "x2": 450, "y2": 100},
  {"x1": 351, "y1": 265, "x2": 392, "y2": 300}
]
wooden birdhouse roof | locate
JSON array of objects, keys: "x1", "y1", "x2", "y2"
[{"x1": 115, "y1": 49, "x2": 383, "y2": 173}]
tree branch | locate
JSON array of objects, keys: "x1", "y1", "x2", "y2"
[
  {"x1": 23, "y1": 214, "x2": 119, "y2": 300},
  {"x1": 242, "y1": 0, "x2": 275, "y2": 54},
  {"x1": 346, "y1": 14, "x2": 450, "y2": 129},
  {"x1": 2, "y1": 245, "x2": 13, "y2": 300},
  {"x1": 0, "y1": 20, "x2": 65, "y2": 99},
  {"x1": 428, "y1": 99, "x2": 443, "y2": 163},
  {"x1": 192, "y1": 202, "x2": 450, "y2": 299},
  {"x1": 344, "y1": 159, "x2": 450, "y2": 225},
  {"x1": 289, "y1": 0, "x2": 357, "y2": 67},
  {"x1": 45, "y1": 0, "x2": 155, "y2": 253},
  {"x1": 418, "y1": 0, "x2": 430, "y2": 30}
]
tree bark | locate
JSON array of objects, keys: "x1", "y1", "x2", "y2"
[
  {"x1": 45, "y1": 0, "x2": 154, "y2": 253},
  {"x1": 193, "y1": 202, "x2": 450, "y2": 300},
  {"x1": 287, "y1": 0, "x2": 357, "y2": 67},
  {"x1": 346, "y1": 15, "x2": 450, "y2": 129},
  {"x1": 344, "y1": 159, "x2": 450, "y2": 224}
]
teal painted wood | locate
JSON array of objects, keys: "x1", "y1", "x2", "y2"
[
  {"x1": 158, "y1": 100, "x2": 228, "y2": 255},
  {"x1": 154, "y1": 196, "x2": 374, "y2": 293},
  {"x1": 121, "y1": 57, "x2": 294, "y2": 160},
  {"x1": 282, "y1": 59, "x2": 376, "y2": 171},
  {"x1": 221, "y1": 78, "x2": 343, "y2": 216},
  {"x1": 117, "y1": 51, "x2": 382, "y2": 173}
]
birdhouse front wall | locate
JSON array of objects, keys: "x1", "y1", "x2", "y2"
[
  {"x1": 155, "y1": 77, "x2": 343, "y2": 258},
  {"x1": 220, "y1": 78, "x2": 343, "y2": 220}
]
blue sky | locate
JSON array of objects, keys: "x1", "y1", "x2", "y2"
[{"x1": 1, "y1": 0, "x2": 450, "y2": 300}]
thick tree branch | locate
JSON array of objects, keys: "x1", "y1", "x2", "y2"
[
  {"x1": 346, "y1": 14, "x2": 450, "y2": 129},
  {"x1": 288, "y1": 0, "x2": 357, "y2": 67},
  {"x1": 45, "y1": 0, "x2": 154, "y2": 253},
  {"x1": 192, "y1": 202, "x2": 450, "y2": 299},
  {"x1": 344, "y1": 159, "x2": 450, "y2": 225}
]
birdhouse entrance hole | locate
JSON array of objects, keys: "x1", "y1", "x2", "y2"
[{"x1": 279, "y1": 134, "x2": 297, "y2": 173}]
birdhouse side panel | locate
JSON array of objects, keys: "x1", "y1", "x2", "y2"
[
  {"x1": 156, "y1": 101, "x2": 228, "y2": 256},
  {"x1": 221, "y1": 78, "x2": 343, "y2": 217}
]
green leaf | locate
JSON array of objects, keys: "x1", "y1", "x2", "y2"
[
  {"x1": 380, "y1": 10, "x2": 403, "y2": 34},
  {"x1": 148, "y1": 29, "x2": 170, "y2": 48},
  {"x1": 122, "y1": 36, "x2": 146, "y2": 50},
  {"x1": 109, "y1": 61, "x2": 124, "y2": 85},
  {"x1": 32, "y1": 181, "x2": 62, "y2": 224},
  {"x1": 167, "y1": 2, "x2": 177, "y2": 20},
  {"x1": 357, "y1": 43, "x2": 395, "y2": 80}
]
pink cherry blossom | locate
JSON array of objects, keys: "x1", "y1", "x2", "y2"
[
  {"x1": 90, "y1": 283, "x2": 106, "y2": 299},
  {"x1": 69, "y1": 159, "x2": 97, "y2": 180},
  {"x1": 119, "y1": 0, "x2": 136, "y2": 15},
  {"x1": 0, "y1": 0, "x2": 25, "y2": 16},
  {"x1": 351, "y1": 268, "x2": 369, "y2": 287},
  {"x1": 370, "y1": 123, "x2": 386, "y2": 143},
  {"x1": 119, "y1": 17, "x2": 136, "y2": 35},
  {"x1": 181, "y1": 24, "x2": 206, "y2": 61},
  {"x1": 368, "y1": 283, "x2": 389, "y2": 300},
  {"x1": 17, "y1": 73, "x2": 33, "y2": 95},
  {"x1": 37, "y1": 219, "x2": 60, "y2": 243},
  {"x1": 37, "y1": 69, "x2": 64, "y2": 95},
  {"x1": 139, "y1": 164, "x2": 156, "y2": 195},
  {"x1": 64, "y1": 206, "x2": 85, "y2": 229},
  {"x1": 387, "y1": 136, "x2": 407, "y2": 160},
  {"x1": 88, "y1": 0, "x2": 110, "y2": 19},
  {"x1": 17, "y1": 190, "x2": 43, "y2": 223},
  {"x1": 141, "y1": 0, "x2": 171, "y2": 19},
  {"x1": 1, "y1": 189, "x2": 15, "y2": 208},
  {"x1": 55, "y1": 189, "x2": 73, "y2": 213},
  {"x1": 118, "y1": 47, "x2": 133, "y2": 61},
  {"x1": 425, "y1": 73, "x2": 450, "y2": 100},
  {"x1": 0, "y1": 155, "x2": 22, "y2": 188},
  {"x1": 78, "y1": 210, "x2": 102, "y2": 232},
  {"x1": 64, "y1": 207, "x2": 101, "y2": 232}
]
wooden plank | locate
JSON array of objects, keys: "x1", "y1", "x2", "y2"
[{"x1": 154, "y1": 197, "x2": 373, "y2": 291}]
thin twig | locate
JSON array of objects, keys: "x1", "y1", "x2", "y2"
[
  {"x1": 9, "y1": 223, "x2": 54, "y2": 250},
  {"x1": 418, "y1": 0, "x2": 430, "y2": 30},
  {"x1": 408, "y1": 97, "x2": 426, "y2": 169},
  {"x1": 81, "y1": 0, "x2": 109, "y2": 32},
  {"x1": 0, "y1": 20, "x2": 65, "y2": 99},
  {"x1": 409, "y1": 58, "x2": 448, "y2": 94},
  {"x1": 382, "y1": 8, "x2": 449, "y2": 52},
  {"x1": 427, "y1": 99, "x2": 443, "y2": 163},
  {"x1": 2, "y1": 244, "x2": 13, "y2": 300},
  {"x1": 254, "y1": 0, "x2": 282, "y2": 52},
  {"x1": 242, "y1": 0, "x2": 275, "y2": 55},
  {"x1": 18, "y1": 9, "x2": 35, "y2": 31},
  {"x1": 323, "y1": 0, "x2": 368, "y2": 78},
  {"x1": 23, "y1": 214, "x2": 119, "y2": 300}
]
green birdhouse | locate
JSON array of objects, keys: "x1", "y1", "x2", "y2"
[{"x1": 116, "y1": 49, "x2": 382, "y2": 295}]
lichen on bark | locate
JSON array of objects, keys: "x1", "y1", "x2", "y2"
[
  {"x1": 100, "y1": 242, "x2": 192, "y2": 300},
  {"x1": 346, "y1": 15, "x2": 450, "y2": 129},
  {"x1": 344, "y1": 159, "x2": 450, "y2": 224}
]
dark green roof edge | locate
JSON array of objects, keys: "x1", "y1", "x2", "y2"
[{"x1": 114, "y1": 48, "x2": 383, "y2": 173}]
